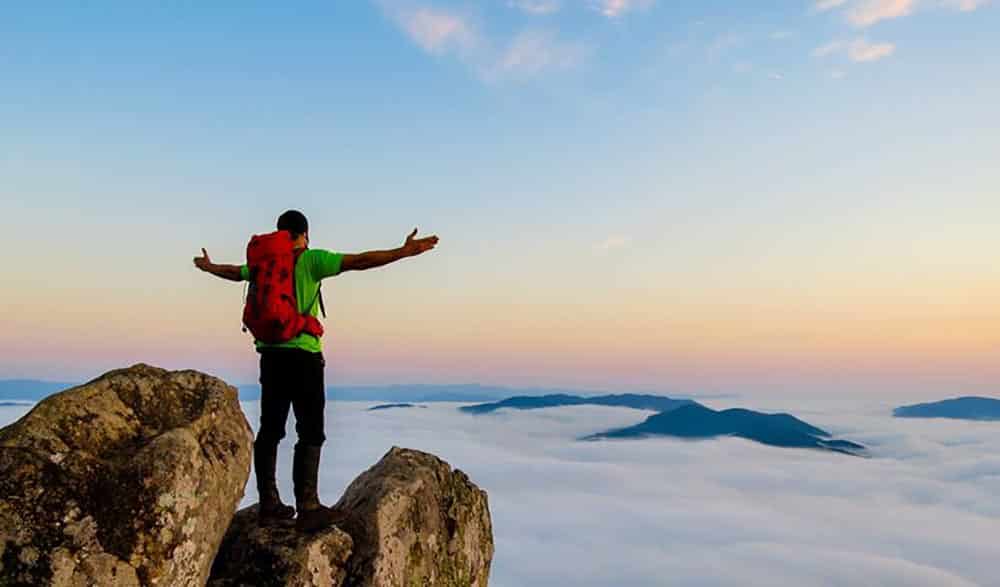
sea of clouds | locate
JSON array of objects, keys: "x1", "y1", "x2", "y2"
[{"x1": 3, "y1": 393, "x2": 999, "y2": 586}]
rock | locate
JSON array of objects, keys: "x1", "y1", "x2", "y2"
[
  {"x1": 208, "y1": 507, "x2": 353, "y2": 587},
  {"x1": 0, "y1": 364, "x2": 253, "y2": 586},
  {"x1": 209, "y1": 447, "x2": 494, "y2": 587},
  {"x1": 336, "y1": 447, "x2": 493, "y2": 587}
]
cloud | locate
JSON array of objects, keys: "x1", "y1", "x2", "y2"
[
  {"x1": 593, "y1": 0, "x2": 654, "y2": 18},
  {"x1": 812, "y1": 38, "x2": 896, "y2": 62},
  {"x1": 382, "y1": 4, "x2": 478, "y2": 55},
  {"x1": 377, "y1": 3, "x2": 587, "y2": 81},
  {"x1": 594, "y1": 235, "x2": 632, "y2": 251},
  {"x1": 509, "y1": 0, "x2": 561, "y2": 15},
  {"x1": 847, "y1": 0, "x2": 916, "y2": 27},
  {"x1": 812, "y1": 40, "x2": 847, "y2": 57},
  {"x1": 203, "y1": 392, "x2": 1000, "y2": 587},
  {"x1": 496, "y1": 30, "x2": 589, "y2": 76},
  {"x1": 816, "y1": 0, "x2": 850, "y2": 10},
  {"x1": 818, "y1": 0, "x2": 990, "y2": 28},
  {"x1": 4, "y1": 392, "x2": 1000, "y2": 587},
  {"x1": 945, "y1": 0, "x2": 991, "y2": 10},
  {"x1": 848, "y1": 38, "x2": 896, "y2": 60}
]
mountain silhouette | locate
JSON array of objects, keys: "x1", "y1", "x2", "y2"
[
  {"x1": 460, "y1": 394, "x2": 694, "y2": 414},
  {"x1": 585, "y1": 403, "x2": 866, "y2": 456},
  {"x1": 368, "y1": 403, "x2": 426, "y2": 411},
  {"x1": 0, "y1": 380, "x2": 74, "y2": 401},
  {"x1": 894, "y1": 396, "x2": 1000, "y2": 421}
]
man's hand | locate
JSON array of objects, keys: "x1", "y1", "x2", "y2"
[
  {"x1": 340, "y1": 229, "x2": 440, "y2": 273},
  {"x1": 402, "y1": 228, "x2": 439, "y2": 257},
  {"x1": 193, "y1": 248, "x2": 213, "y2": 272},
  {"x1": 193, "y1": 248, "x2": 244, "y2": 281}
]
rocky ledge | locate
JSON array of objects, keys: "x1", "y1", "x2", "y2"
[
  {"x1": 209, "y1": 447, "x2": 494, "y2": 587},
  {"x1": 0, "y1": 365, "x2": 494, "y2": 587},
  {"x1": 0, "y1": 364, "x2": 253, "y2": 586}
]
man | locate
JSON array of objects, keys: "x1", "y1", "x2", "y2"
[{"x1": 193, "y1": 210, "x2": 438, "y2": 531}]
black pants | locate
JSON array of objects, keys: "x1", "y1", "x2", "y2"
[{"x1": 257, "y1": 349, "x2": 326, "y2": 447}]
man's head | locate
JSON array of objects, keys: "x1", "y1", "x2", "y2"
[{"x1": 277, "y1": 210, "x2": 309, "y2": 248}]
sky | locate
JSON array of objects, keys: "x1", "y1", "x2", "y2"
[
  {"x1": 7, "y1": 393, "x2": 995, "y2": 586},
  {"x1": 1, "y1": 1, "x2": 998, "y2": 393}
]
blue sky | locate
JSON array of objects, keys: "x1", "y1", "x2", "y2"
[{"x1": 2, "y1": 1, "x2": 998, "y2": 390}]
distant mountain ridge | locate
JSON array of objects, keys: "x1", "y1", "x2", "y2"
[
  {"x1": 585, "y1": 403, "x2": 866, "y2": 456},
  {"x1": 4, "y1": 378, "x2": 716, "y2": 404},
  {"x1": 237, "y1": 384, "x2": 716, "y2": 403},
  {"x1": 462, "y1": 393, "x2": 865, "y2": 456},
  {"x1": 0, "y1": 380, "x2": 75, "y2": 401},
  {"x1": 459, "y1": 394, "x2": 694, "y2": 414},
  {"x1": 237, "y1": 384, "x2": 520, "y2": 403},
  {"x1": 894, "y1": 396, "x2": 1000, "y2": 421},
  {"x1": 368, "y1": 403, "x2": 426, "y2": 411}
]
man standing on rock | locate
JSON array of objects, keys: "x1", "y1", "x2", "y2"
[{"x1": 193, "y1": 210, "x2": 439, "y2": 531}]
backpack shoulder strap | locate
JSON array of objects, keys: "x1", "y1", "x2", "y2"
[
  {"x1": 294, "y1": 247, "x2": 327, "y2": 319},
  {"x1": 317, "y1": 285, "x2": 327, "y2": 319}
]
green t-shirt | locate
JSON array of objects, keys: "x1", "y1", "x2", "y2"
[{"x1": 240, "y1": 248, "x2": 343, "y2": 353}]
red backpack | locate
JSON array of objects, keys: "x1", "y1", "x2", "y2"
[{"x1": 242, "y1": 230, "x2": 324, "y2": 344}]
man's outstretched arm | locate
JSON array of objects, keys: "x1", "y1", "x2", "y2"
[
  {"x1": 340, "y1": 228, "x2": 439, "y2": 273},
  {"x1": 193, "y1": 248, "x2": 244, "y2": 281}
]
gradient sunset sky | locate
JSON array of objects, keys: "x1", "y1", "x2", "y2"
[{"x1": 2, "y1": 1, "x2": 997, "y2": 393}]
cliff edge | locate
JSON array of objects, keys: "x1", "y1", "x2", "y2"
[
  {"x1": 210, "y1": 447, "x2": 494, "y2": 587},
  {"x1": 0, "y1": 365, "x2": 494, "y2": 587}
]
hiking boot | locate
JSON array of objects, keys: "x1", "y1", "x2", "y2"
[
  {"x1": 293, "y1": 443, "x2": 340, "y2": 532},
  {"x1": 259, "y1": 490, "x2": 296, "y2": 524},
  {"x1": 296, "y1": 503, "x2": 340, "y2": 533},
  {"x1": 254, "y1": 440, "x2": 295, "y2": 525}
]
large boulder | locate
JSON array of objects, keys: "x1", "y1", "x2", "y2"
[
  {"x1": 208, "y1": 507, "x2": 353, "y2": 587},
  {"x1": 210, "y1": 447, "x2": 494, "y2": 587},
  {"x1": 0, "y1": 364, "x2": 253, "y2": 586},
  {"x1": 336, "y1": 447, "x2": 494, "y2": 587}
]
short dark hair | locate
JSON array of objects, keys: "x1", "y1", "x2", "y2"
[{"x1": 277, "y1": 210, "x2": 309, "y2": 237}]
